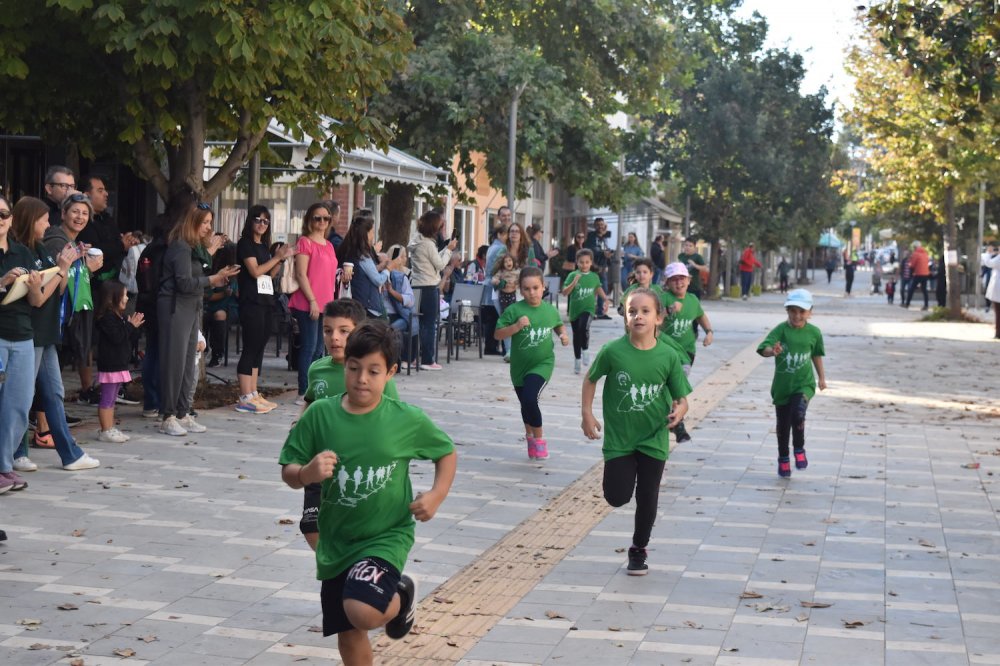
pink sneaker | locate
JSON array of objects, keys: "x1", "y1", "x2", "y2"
[
  {"x1": 526, "y1": 437, "x2": 537, "y2": 459},
  {"x1": 533, "y1": 439, "x2": 549, "y2": 460}
]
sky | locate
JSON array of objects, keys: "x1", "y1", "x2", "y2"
[{"x1": 734, "y1": 0, "x2": 863, "y2": 110}]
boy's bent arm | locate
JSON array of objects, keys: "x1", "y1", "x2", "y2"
[
  {"x1": 698, "y1": 313, "x2": 714, "y2": 345},
  {"x1": 281, "y1": 451, "x2": 338, "y2": 489},
  {"x1": 668, "y1": 397, "x2": 688, "y2": 428},
  {"x1": 813, "y1": 356, "x2": 827, "y2": 390},
  {"x1": 410, "y1": 451, "x2": 457, "y2": 522}
]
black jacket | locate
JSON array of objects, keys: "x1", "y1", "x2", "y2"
[{"x1": 96, "y1": 312, "x2": 140, "y2": 372}]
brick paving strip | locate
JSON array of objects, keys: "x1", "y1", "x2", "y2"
[{"x1": 374, "y1": 341, "x2": 766, "y2": 663}]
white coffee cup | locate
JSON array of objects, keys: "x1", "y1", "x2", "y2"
[
  {"x1": 87, "y1": 247, "x2": 104, "y2": 258},
  {"x1": 342, "y1": 262, "x2": 354, "y2": 280}
]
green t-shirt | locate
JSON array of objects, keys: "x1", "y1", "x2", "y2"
[
  {"x1": 304, "y1": 357, "x2": 399, "y2": 403},
  {"x1": 587, "y1": 335, "x2": 692, "y2": 462},
  {"x1": 622, "y1": 283, "x2": 665, "y2": 304},
  {"x1": 563, "y1": 270, "x2": 602, "y2": 321},
  {"x1": 661, "y1": 292, "x2": 704, "y2": 360},
  {"x1": 757, "y1": 321, "x2": 825, "y2": 406},
  {"x1": 496, "y1": 299, "x2": 563, "y2": 386},
  {"x1": 30, "y1": 243, "x2": 62, "y2": 348},
  {"x1": 278, "y1": 396, "x2": 454, "y2": 579},
  {"x1": 677, "y1": 252, "x2": 706, "y2": 292}
]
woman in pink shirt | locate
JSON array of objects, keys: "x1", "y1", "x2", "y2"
[{"x1": 289, "y1": 202, "x2": 338, "y2": 403}]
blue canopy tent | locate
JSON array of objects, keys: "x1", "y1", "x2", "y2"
[{"x1": 818, "y1": 231, "x2": 843, "y2": 248}]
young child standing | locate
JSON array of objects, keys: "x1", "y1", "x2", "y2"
[
  {"x1": 562, "y1": 249, "x2": 609, "y2": 374},
  {"x1": 94, "y1": 282, "x2": 144, "y2": 443},
  {"x1": 297, "y1": 298, "x2": 400, "y2": 551},
  {"x1": 756, "y1": 289, "x2": 826, "y2": 478},
  {"x1": 279, "y1": 320, "x2": 456, "y2": 663},
  {"x1": 495, "y1": 267, "x2": 569, "y2": 460},
  {"x1": 582, "y1": 288, "x2": 691, "y2": 575},
  {"x1": 660, "y1": 262, "x2": 713, "y2": 443}
]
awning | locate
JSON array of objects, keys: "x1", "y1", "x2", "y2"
[
  {"x1": 641, "y1": 197, "x2": 684, "y2": 223},
  {"x1": 818, "y1": 231, "x2": 843, "y2": 248}
]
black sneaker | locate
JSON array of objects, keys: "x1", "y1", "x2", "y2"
[
  {"x1": 385, "y1": 574, "x2": 418, "y2": 639},
  {"x1": 77, "y1": 387, "x2": 100, "y2": 405},
  {"x1": 115, "y1": 387, "x2": 140, "y2": 406},
  {"x1": 627, "y1": 547, "x2": 648, "y2": 576},
  {"x1": 65, "y1": 415, "x2": 83, "y2": 428},
  {"x1": 672, "y1": 421, "x2": 692, "y2": 444}
]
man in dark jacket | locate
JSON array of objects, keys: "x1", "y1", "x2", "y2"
[
  {"x1": 42, "y1": 166, "x2": 76, "y2": 223},
  {"x1": 585, "y1": 217, "x2": 613, "y2": 319},
  {"x1": 77, "y1": 176, "x2": 137, "y2": 293}
]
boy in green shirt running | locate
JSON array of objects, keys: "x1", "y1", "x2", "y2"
[
  {"x1": 279, "y1": 319, "x2": 457, "y2": 662},
  {"x1": 756, "y1": 289, "x2": 826, "y2": 478},
  {"x1": 582, "y1": 288, "x2": 691, "y2": 575},
  {"x1": 296, "y1": 298, "x2": 401, "y2": 550},
  {"x1": 496, "y1": 267, "x2": 569, "y2": 460},
  {"x1": 562, "y1": 249, "x2": 609, "y2": 375},
  {"x1": 661, "y1": 262, "x2": 713, "y2": 443}
]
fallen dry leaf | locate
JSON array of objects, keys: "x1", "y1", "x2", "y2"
[
  {"x1": 57, "y1": 603, "x2": 79, "y2": 611},
  {"x1": 446, "y1": 640, "x2": 459, "y2": 647},
  {"x1": 608, "y1": 626, "x2": 622, "y2": 632},
  {"x1": 795, "y1": 613, "x2": 809, "y2": 622},
  {"x1": 114, "y1": 647, "x2": 137, "y2": 657},
  {"x1": 71, "y1": 529, "x2": 86, "y2": 538},
  {"x1": 545, "y1": 611, "x2": 566, "y2": 619},
  {"x1": 278, "y1": 518, "x2": 294, "y2": 525},
  {"x1": 800, "y1": 601, "x2": 832, "y2": 609},
  {"x1": 307, "y1": 626, "x2": 323, "y2": 633},
  {"x1": 17, "y1": 618, "x2": 42, "y2": 629},
  {"x1": 139, "y1": 635, "x2": 157, "y2": 643},
  {"x1": 821, "y1": 518, "x2": 840, "y2": 524},
  {"x1": 918, "y1": 539, "x2": 936, "y2": 548},
  {"x1": 432, "y1": 596, "x2": 454, "y2": 604},
  {"x1": 69, "y1": 659, "x2": 85, "y2": 666},
  {"x1": 28, "y1": 643, "x2": 50, "y2": 650},
  {"x1": 962, "y1": 463, "x2": 980, "y2": 469},
  {"x1": 843, "y1": 620, "x2": 865, "y2": 628},
  {"x1": 739, "y1": 591, "x2": 763, "y2": 599}
]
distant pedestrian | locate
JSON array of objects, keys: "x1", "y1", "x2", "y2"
[
  {"x1": 777, "y1": 257, "x2": 791, "y2": 293},
  {"x1": 843, "y1": 249, "x2": 857, "y2": 296},
  {"x1": 650, "y1": 235, "x2": 665, "y2": 285},
  {"x1": 738, "y1": 242, "x2": 762, "y2": 300},
  {"x1": 984, "y1": 248, "x2": 1000, "y2": 339},
  {"x1": 561, "y1": 249, "x2": 609, "y2": 375},
  {"x1": 621, "y1": 232, "x2": 643, "y2": 287},
  {"x1": 94, "y1": 282, "x2": 143, "y2": 443},
  {"x1": 581, "y1": 288, "x2": 692, "y2": 576},
  {"x1": 494, "y1": 267, "x2": 568, "y2": 461},
  {"x1": 756, "y1": 289, "x2": 827, "y2": 478},
  {"x1": 824, "y1": 255, "x2": 836, "y2": 283},
  {"x1": 585, "y1": 218, "x2": 613, "y2": 319},
  {"x1": 904, "y1": 241, "x2": 930, "y2": 310},
  {"x1": 871, "y1": 260, "x2": 882, "y2": 295}
]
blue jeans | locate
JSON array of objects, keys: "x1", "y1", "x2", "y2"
[
  {"x1": 418, "y1": 286, "x2": 439, "y2": 365},
  {"x1": 143, "y1": 328, "x2": 160, "y2": 411},
  {"x1": 740, "y1": 270, "x2": 753, "y2": 297},
  {"x1": 0, "y1": 338, "x2": 35, "y2": 473},
  {"x1": 292, "y1": 308, "x2": 324, "y2": 395},
  {"x1": 14, "y1": 345, "x2": 87, "y2": 466}
]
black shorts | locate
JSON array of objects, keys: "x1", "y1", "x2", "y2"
[
  {"x1": 300, "y1": 482, "x2": 321, "y2": 535},
  {"x1": 67, "y1": 310, "x2": 95, "y2": 363},
  {"x1": 321, "y1": 557, "x2": 401, "y2": 636}
]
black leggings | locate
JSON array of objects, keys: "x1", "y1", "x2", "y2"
[
  {"x1": 775, "y1": 393, "x2": 808, "y2": 459},
  {"x1": 571, "y1": 312, "x2": 593, "y2": 359},
  {"x1": 603, "y1": 451, "x2": 666, "y2": 549},
  {"x1": 237, "y1": 302, "x2": 273, "y2": 376},
  {"x1": 513, "y1": 373, "x2": 546, "y2": 428}
]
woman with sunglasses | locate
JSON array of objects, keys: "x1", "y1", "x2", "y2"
[
  {"x1": 0, "y1": 194, "x2": 48, "y2": 493},
  {"x1": 157, "y1": 204, "x2": 239, "y2": 436},
  {"x1": 288, "y1": 203, "x2": 338, "y2": 404},
  {"x1": 9, "y1": 196, "x2": 99, "y2": 473},
  {"x1": 234, "y1": 205, "x2": 295, "y2": 414}
]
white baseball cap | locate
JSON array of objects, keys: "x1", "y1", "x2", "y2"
[
  {"x1": 784, "y1": 289, "x2": 813, "y2": 310},
  {"x1": 664, "y1": 262, "x2": 690, "y2": 279}
]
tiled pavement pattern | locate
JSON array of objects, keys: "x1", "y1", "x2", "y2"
[{"x1": 1, "y1": 274, "x2": 998, "y2": 665}]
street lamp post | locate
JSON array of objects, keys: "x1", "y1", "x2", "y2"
[{"x1": 507, "y1": 81, "x2": 527, "y2": 211}]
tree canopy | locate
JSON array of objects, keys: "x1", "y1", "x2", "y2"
[{"x1": 0, "y1": 0, "x2": 410, "y2": 212}]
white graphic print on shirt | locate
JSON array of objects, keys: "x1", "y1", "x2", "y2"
[
  {"x1": 614, "y1": 370, "x2": 664, "y2": 413},
  {"x1": 780, "y1": 351, "x2": 810, "y2": 374},
  {"x1": 330, "y1": 460, "x2": 400, "y2": 507},
  {"x1": 518, "y1": 326, "x2": 551, "y2": 349}
]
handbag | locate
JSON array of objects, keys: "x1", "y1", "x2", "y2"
[{"x1": 279, "y1": 255, "x2": 299, "y2": 294}]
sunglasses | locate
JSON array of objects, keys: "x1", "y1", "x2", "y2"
[
  {"x1": 0, "y1": 210, "x2": 11, "y2": 220},
  {"x1": 196, "y1": 202, "x2": 212, "y2": 211},
  {"x1": 67, "y1": 193, "x2": 89, "y2": 204},
  {"x1": 253, "y1": 217, "x2": 270, "y2": 226},
  {"x1": 312, "y1": 215, "x2": 332, "y2": 222}
]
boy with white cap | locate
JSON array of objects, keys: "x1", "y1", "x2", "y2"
[
  {"x1": 756, "y1": 289, "x2": 827, "y2": 477},
  {"x1": 661, "y1": 262, "x2": 714, "y2": 443}
]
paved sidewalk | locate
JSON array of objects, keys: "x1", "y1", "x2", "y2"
[{"x1": 2, "y1": 275, "x2": 998, "y2": 665}]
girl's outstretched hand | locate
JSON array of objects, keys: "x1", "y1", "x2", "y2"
[
  {"x1": 128, "y1": 312, "x2": 145, "y2": 328},
  {"x1": 581, "y1": 413, "x2": 602, "y2": 440},
  {"x1": 667, "y1": 409, "x2": 683, "y2": 429}
]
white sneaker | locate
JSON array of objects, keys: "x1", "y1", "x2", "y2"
[
  {"x1": 293, "y1": 395, "x2": 306, "y2": 406},
  {"x1": 178, "y1": 414, "x2": 207, "y2": 433},
  {"x1": 13, "y1": 456, "x2": 38, "y2": 472},
  {"x1": 63, "y1": 453, "x2": 101, "y2": 471},
  {"x1": 582, "y1": 351, "x2": 590, "y2": 366},
  {"x1": 97, "y1": 428, "x2": 130, "y2": 443},
  {"x1": 574, "y1": 359, "x2": 582, "y2": 375},
  {"x1": 142, "y1": 409, "x2": 160, "y2": 419},
  {"x1": 159, "y1": 416, "x2": 188, "y2": 437}
]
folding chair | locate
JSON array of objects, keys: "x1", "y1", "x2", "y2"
[
  {"x1": 405, "y1": 287, "x2": 423, "y2": 375},
  {"x1": 544, "y1": 275, "x2": 562, "y2": 308},
  {"x1": 445, "y1": 283, "x2": 486, "y2": 362}
]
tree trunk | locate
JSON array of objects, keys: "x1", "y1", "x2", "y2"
[
  {"x1": 707, "y1": 240, "x2": 723, "y2": 299},
  {"x1": 381, "y1": 182, "x2": 416, "y2": 248},
  {"x1": 944, "y1": 184, "x2": 962, "y2": 318}
]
